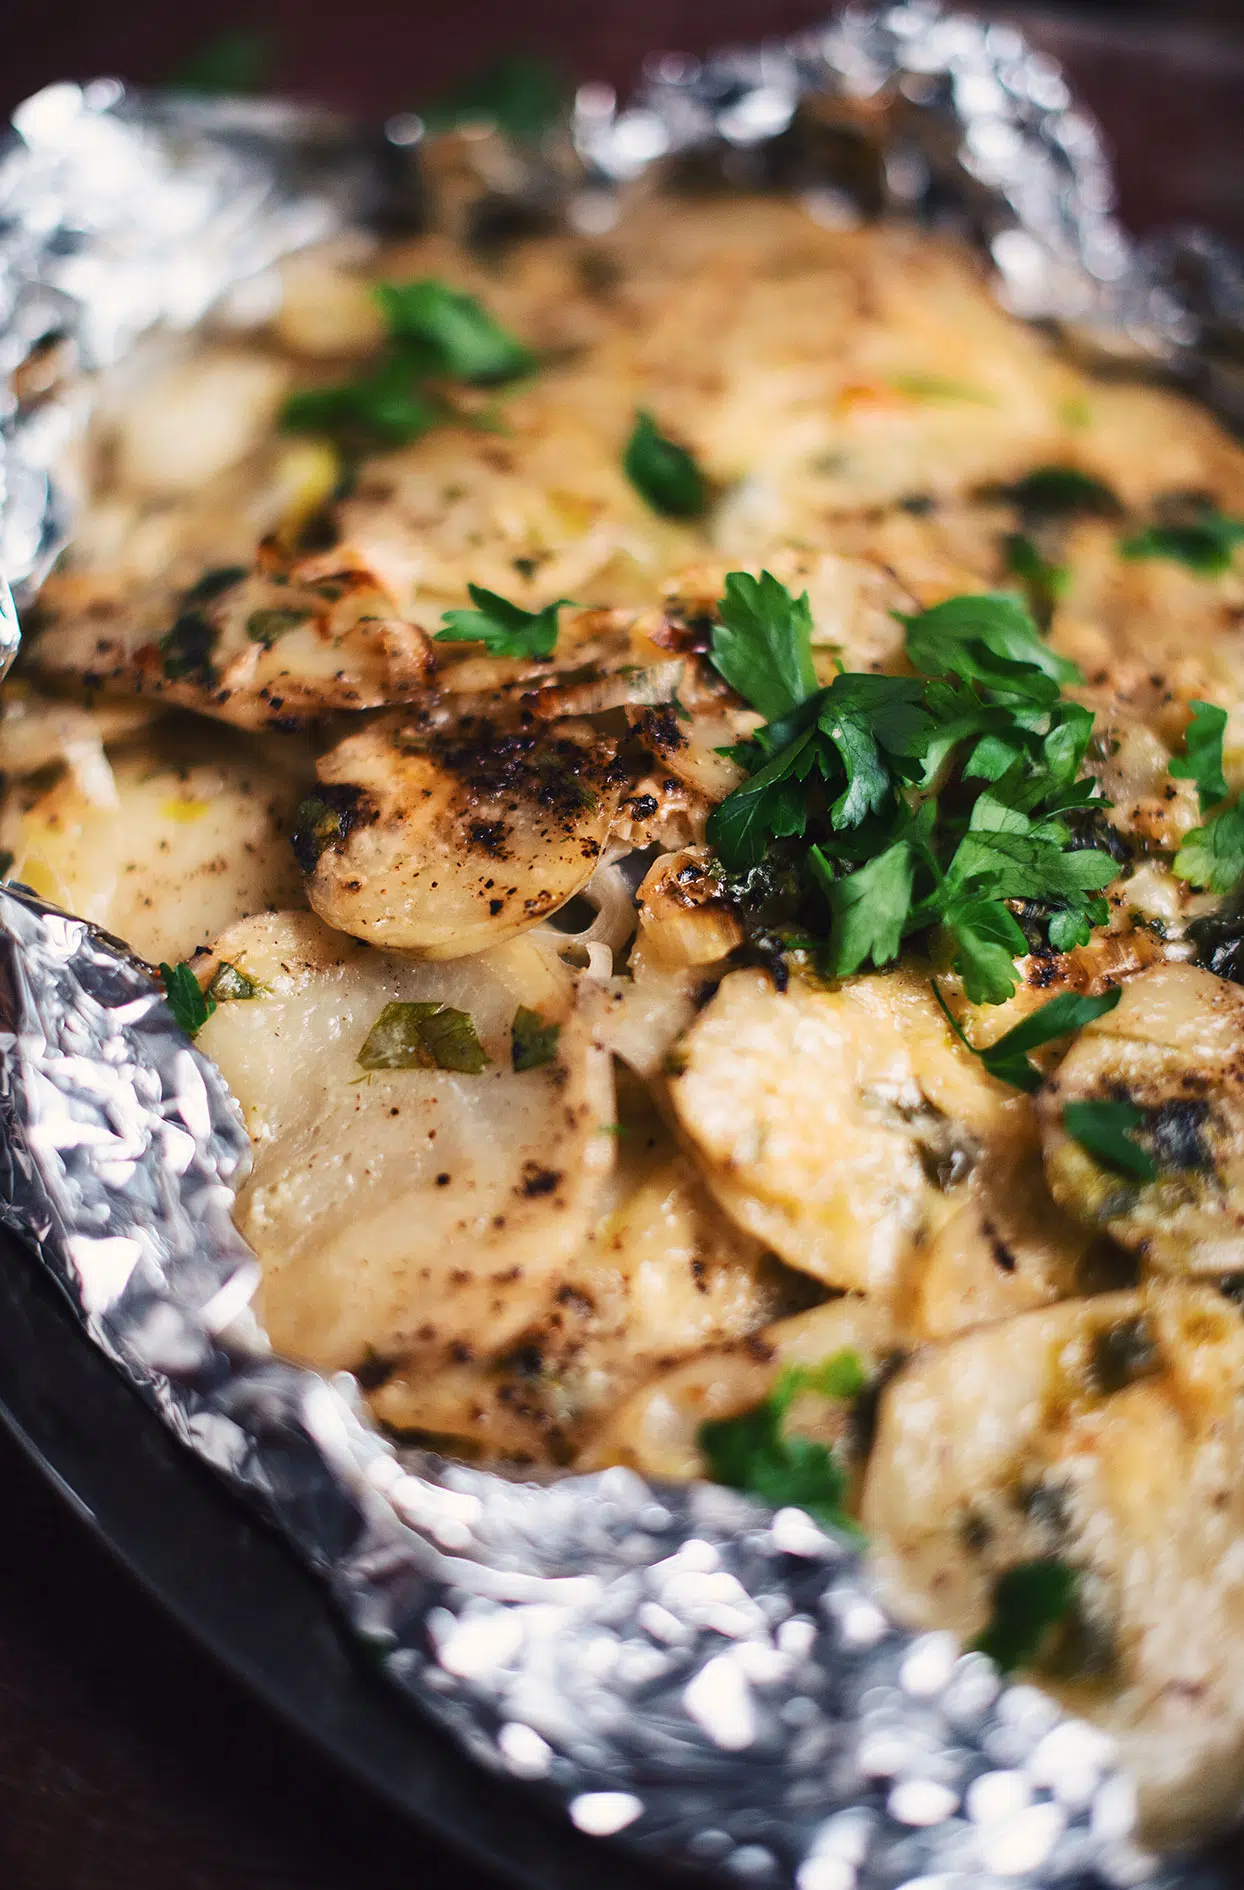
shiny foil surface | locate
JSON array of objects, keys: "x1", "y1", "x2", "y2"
[{"x1": 0, "y1": 6, "x2": 1241, "y2": 1884}]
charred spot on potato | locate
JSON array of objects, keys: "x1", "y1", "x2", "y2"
[
  {"x1": 1091, "y1": 1314, "x2": 1161, "y2": 1396},
  {"x1": 1148, "y1": 1096, "x2": 1215, "y2": 1175},
  {"x1": 292, "y1": 785, "x2": 373, "y2": 873}
]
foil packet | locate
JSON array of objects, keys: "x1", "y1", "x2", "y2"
[{"x1": 0, "y1": 6, "x2": 1241, "y2": 1885}]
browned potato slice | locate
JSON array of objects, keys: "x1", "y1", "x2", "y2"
[
  {"x1": 862, "y1": 1284, "x2": 1244, "y2": 1845},
  {"x1": 1038, "y1": 963, "x2": 1244, "y2": 1273},
  {"x1": 196, "y1": 910, "x2": 615, "y2": 1375},
  {"x1": 300, "y1": 710, "x2": 621, "y2": 957},
  {"x1": 583, "y1": 1294, "x2": 896, "y2": 1485}
]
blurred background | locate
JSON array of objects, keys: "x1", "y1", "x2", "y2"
[{"x1": 3, "y1": 2, "x2": 1244, "y2": 244}]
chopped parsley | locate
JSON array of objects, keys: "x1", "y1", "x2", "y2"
[
  {"x1": 159, "y1": 611, "x2": 218, "y2": 682},
  {"x1": 160, "y1": 961, "x2": 214, "y2": 1037},
  {"x1": 207, "y1": 961, "x2": 263, "y2": 1003},
  {"x1": 698, "y1": 1350, "x2": 867, "y2": 1532},
  {"x1": 511, "y1": 1006, "x2": 560, "y2": 1072},
  {"x1": 246, "y1": 607, "x2": 310, "y2": 648},
  {"x1": 623, "y1": 411, "x2": 708, "y2": 518},
  {"x1": 435, "y1": 584, "x2": 571, "y2": 659},
  {"x1": 1000, "y1": 466, "x2": 1120, "y2": 519},
  {"x1": 1121, "y1": 503, "x2": 1244, "y2": 577},
  {"x1": 375, "y1": 280, "x2": 533, "y2": 384},
  {"x1": 358, "y1": 1001, "x2": 490, "y2": 1075},
  {"x1": 705, "y1": 575, "x2": 1116, "y2": 1004},
  {"x1": 972, "y1": 1559, "x2": 1079, "y2": 1674},
  {"x1": 1171, "y1": 699, "x2": 1229, "y2": 812},
  {"x1": 933, "y1": 983, "x2": 1121, "y2": 1093},
  {"x1": 1063, "y1": 1099, "x2": 1159, "y2": 1183},
  {"x1": 282, "y1": 279, "x2": 532, "y2": 449},
  {"x1": 419, "y1": 53, "x2": 568, "y2": 143},
  {"x1": 1004, "y1": 532, "x2": 1069, "y2": 626}
]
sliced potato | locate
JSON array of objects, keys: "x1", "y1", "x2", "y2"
[
  {"x1": 1038, "y1": 963, "x2": 1244, "y2": 1272},
  {"x1": 301, "y1": 709, "x2": 621, "y2": 957},
  {"x1": 584, "y1": 1294, "x2": 896, "y2": 1484},
  {"x1": 0, "y1": 720, "x2": 309, "y2": 963},
  {"x1": 667, "y1": 966, "x2": 1037, "y2": 1298},
  {"x1": 369, "y1": 1115, "x2": 782, "y2": 1463},
  {"x1": 196, "y1": 910, "x2": 616, "y2": 1374},
  {"x1": 862, "y1": 1284, "x2": 1244, "y2": 1845}
]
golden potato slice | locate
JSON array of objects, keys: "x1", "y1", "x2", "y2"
[
  {"x1": 196, "y1": 910, "x2": 615, "y2": 1375},
  {"x1": 862, "y1": 1284, "x2": 1244, "y2": 1845},
  {"x1": 300, "y1": 710, "x2": 621, "y2": 957},
  {"x1": 1038, "y1": 963, "x2": 1244, "y2": 1273}
]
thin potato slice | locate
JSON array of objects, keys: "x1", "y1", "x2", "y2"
[
  {"x1": 196, "y1": 910, "x2": 616, "y2": 1376},
  {"x1": 0, "y1": 720, "x2": 309, "y2": 964},
  {"x1": 1038, "y1": 963, "x2": 1244, "y2": 1273},
  {"x1": 862, "y1": 1285, "x2": 1244, "y2": 1845},
  {"x1": 301, "y1": 710, "x2": 621, "y2": 957}
]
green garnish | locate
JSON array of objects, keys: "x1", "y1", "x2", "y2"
[
  {"x1": 419, "y1": 53, "x2": 568, "y2": 143},
  {"x1": 160, "y1": 962, "x2": 215, "y2": 1038},
  {"x1": 358, "y1": 1001, "x2": 490, "y2": 1074},
  {"x1": 375, "y1": 280, "x2": 533, "y2": 384},
  {"x1": 1063, "y1": 1100, "x2": 1159, "y2": 1182},
  {"x1": 246, "y1": 607, "x2": 310, "y2": 649},
  {"x1": 1121, "y1": 505, "x2": 1244, "y2": 577},
  {"x1": 623, "y1": 411, "x2": 708, "y2": 519},
  {"x1": 511, "y1": 1006, "x2": 560, "y2": 1072},
  {"x1": 172, "y1": 28, "x2": 273, "y2": 94},
  {"x1": 1005, "y1": 532, "x2": 1069, "y2": 625},
  {"x1": 972, "y1": 1559, "x2": 1079, "y2": 1674},
  {"x1": 705, "y1": 576, "x2": 1116, "y2": 1005},
  {"x1": 932, "y1": 983, "x2": 1121, "y2": 1093},
  {"x1": 1175, "y1": 800, "x2": 1244, "y2": 896},
  {"x1": 1001, "y1": 466, "x2": 1120, "y2": 518},
  {"x1": 1170, "y1": 699, "x2": 1229, "y2": 811},
  {"x1": 435, "y1": 584, "x2": 572, "y2": 659},
  {"x1": 888, "y1": 372, "x2": 993, "y2": 405},
  {"x1": 159, "y1": 612, "x2": 217, "y2": 682},
  {"x1": 207, "y1": 961, "x2": 263, "y2": 1003},
  {"x1": 698, "y1": 1350, "x2": 867, "y2": 1532},
  {"x1": 281, "y1": 279, "x2": 532, "y2": 448}
]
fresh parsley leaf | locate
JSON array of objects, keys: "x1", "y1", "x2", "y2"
[
  {"x1": 511, "y1": 1006, "x2": 560, "y2": 1072},
  {"x1": 940, "y1": 897, "x2": 1030, "y2": 1007},
  {"x1": 435, "y1": 584, "x2": 571, "y2": 659},
  {"x1": 709, "y1": 570, "x2": 819, "y2": 720},
  {"x1": 933, "y1": 982, "x2": 1121, "y2": 1092},
  {"x1": 1063, "y1": 1100, "x2": 1158, "y2": 1182},
  {"x1": 246, "y1": 607, "x2": 310, "y2": 649},
  {"x1": 819, "y1": 673, "x2": 929, "y2": 828},
  {"x1": 707, "y1": 729, "x2": 818, "y2": 871},
  {"x1": 160, "y1": 962, "x2": 214, "y2": 1038},
  {"x1": 280, "y1": 359, "x2": 439, "y2": 447},
  {"x1": 419, "y1": 53, "x2": 568, "y2": 143},
  {"x1": 972, "y1": 1560, "x2": 1079, "y2": 1674},
  {"x1": 375, "y1": 280, "x2": 532, "y2": 384},
  {"x1": 358, "y1": 1001, "x2": 490, "y2": 1074},
  {"x1": 1170, "y1": 699, "x2": 1229, "y2": 811},
  {"x1": 172, "y1": 28, "x2": 273, "y2": 94},
  {"x1": 159, "y1": 612, "x2": 218, "y2": 682},
  {"x1": 206, "y1": 961, "x2": 263, "y2": 1003},
  {"x1": 698, "y1": 1351, "x2": 866, "y2": 1531},
  {"x1": 1121, "y1": 507, "x2": 1244, "y2": 577},
  {"x1": 1005, "y1": 532, "x2": 1069, "y2": 625},
  {"x1": 901, "y1": 593, "x2": 1079, "y2": 700},
  {"x1": 623, "y1": 411, "x2": 707, "y2": 518},
  {"x1": 1174, "y1": 798, "x2": 1244, "y2": 895},
  {"x1": 821, "y1": 840, "x2": 914, "y2": 978},
  {"x1": 1001, "y1": 466, "x2": 1120, "y2": 519}
]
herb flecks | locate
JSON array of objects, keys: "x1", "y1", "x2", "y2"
[
  {"x1": 207, "y1": 961, "x2": 263, "y2": 1003},
  {"x1": 419, "y1": 53, "x2": 568, "y2": 143},
  {"x1": 705, "y1": 575, "x2": 1115, "y2": 1004},
  {"x1": 1122, "y1": 502, "x2": 1244, "y2": 577},
  {"x1": 511, "y1": 1006, "x2": 560, "y2": 1072},
  {"x1": 1063, "y1": 1100, "x2": 1159, "y2": 1183},
  {"x1": 698, "y1": 1350, "x2": 867, "y2": 1533},
  {"x1": 933, "y1": 983, "x2": 1121, "y2": 1093},
  {"x1": 160, "y1": 961, "x2": 214, "y2": 1037},
  {"x1": 435, "y1": 585, "x2": 571, "y2": 659},
  {"x1": 973, "y1": 1559, "x2": 1079, "y2": 1674},
  {"x1": 358, "y1": 1000, "x2": 490, "y2": 1074},
  {"x1": 1170, "y1": 700, "x2": 1244, "y2": 895},
  {"x1": 623, "y1": 411, "x2": 708, "y2": 519}
]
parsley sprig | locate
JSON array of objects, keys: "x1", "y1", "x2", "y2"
[
  {"x1": 698, "y1": 1350, "x2": 867, "y2": 1532},
  {"x1": 160, "y1": 961, "x2": 214, "y2": 1038},
  {"x1": 281, "y1": 279, "x2": 533, "y2": 449},
  {"x1": 435, "y1": 585, "x2": 573, "y2": 659},
  {"x1": 932, "y1": 983, "x2": 1121, "y2": 1092},
  {"x1": 705, "y1": 576, "x2": 1117, "y2": 1004},
  {"x1": 1171, "y1": 699, "x2": 1244, "y2": 896}
]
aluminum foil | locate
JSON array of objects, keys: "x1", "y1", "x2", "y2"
[{"x1": 0, "y1": 7, "x2": 1241, "y2": 1886}]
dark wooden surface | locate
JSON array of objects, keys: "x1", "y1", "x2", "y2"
[{"x1": 2, "y1": 5, "x2": 1244, "y2": 1889}]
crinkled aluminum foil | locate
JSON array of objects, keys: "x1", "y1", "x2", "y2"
[{"x1": 0, "y1": 7, "x2": 1241, "y2": 1885}]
